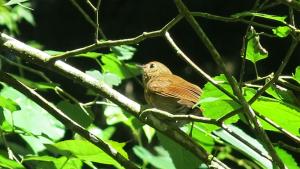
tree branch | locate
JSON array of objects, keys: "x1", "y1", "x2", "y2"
[
  {"x1": 173, "y1": 0, "x2": 285, "y2": 168},
  {"x1": 0, "y1": 71, "x2": 139, "y2": 169},
  {"x1": 164, "y1": 32, "x2": 239, "y2": 103},
  {"x1": 0, "y1": 33, "x2": 229, "y2": 169},
  {"x1": 49, "y1": 14, "x2": 183, "y2": 60}
]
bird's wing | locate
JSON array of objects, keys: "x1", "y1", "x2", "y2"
[{"x1": 147, "y1": 75, "x2": 202, "y2": 106}]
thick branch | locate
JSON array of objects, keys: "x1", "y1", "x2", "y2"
[{"x1": 0, "y1": 33, "x2": 229, "y2": 169}]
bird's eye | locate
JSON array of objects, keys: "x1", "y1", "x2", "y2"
[{"x1": 149, "y1": 63, "x2": 155, "y2": 68}]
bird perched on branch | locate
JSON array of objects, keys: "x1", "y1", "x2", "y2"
[{"x1": 141, "y1": 61, "x2": 202, "y2": 123}]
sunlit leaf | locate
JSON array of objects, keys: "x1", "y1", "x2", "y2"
[
  {"x1": 245, "y1": 88, "x2": 300, "y2": 136},
  {"x1": 272, "y1": 26, "x2": 291, "y2": 38},
  {"x1": 232, "y1": 12, "x2": 287, "y2": 23},
  {"x1": 12, "y1": 75, "x2": 59, "y2": 91},
  {"x1": 0, "y1": 96, "x2": 20, "y2": 112},
  {"x1": 104, "y1": 105, "x2": 128, "y2": 125},
  {"x1": 133, "y1": 146, "x2": 176, "y2": 169},
  {"x1": 101, "y1": 54, "x2": 141, "y2": 79},
  {"x1": 246, "y1": 27, "x2": 268, "y2": 63},
  {"x1": 24, "y1": 156, "x2": 83, "y2": 169},
  {"x1": 86, "y1": 69, "x2": 121, "y2": 87},
  {"x1": 47, "y1": 139, "x2": 127, "y2": 168},
  {"x1": 157, "y1": 133, "x2": 202, "y2": 169},
  {"x1": 214, "y1": 125, "x2": 273, "y2": 169},
  {"x1": 275, "y1": 147, "x2": 299, "y2": 169},
  {"x1": 0, "y1": 154, "x2": 26, "y2": 169},
  {"x1": 13, "y1": 4, "x2": 35, "y2": 25},
  {"x1": 199, "y1": 74, "x2": 240, "y2": 124},
  {"x1": 266, "y1": 84, "x2": 299, "y2": 106},
  {"x1": 142, "y1": 124, "x2": 156, "y2": 143},
  {"x1": 76, "y1": 52, "x2": 103, "y2": 59},
  {"x1": 5, "y1": 0, "x2": 28, "y2": 6},
  {"x1": 0, "y1": 84, "x2": 65, "y2": 153},
  {"x1": 293, "y1": 66, "x2": 300, "y2": 84},
  {"x1": 183, "y1": 123, "x2": 215, "y2": 152},
  {"x1": 44, "y1": 50, "x2": 64, "y2": 55},
  {"x1": 111, "y1": 45, "x2": 136, "y2": 60}
]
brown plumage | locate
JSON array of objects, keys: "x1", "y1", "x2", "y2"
[{"x1": 141, "y1": 61, "x2": 202, "y2": 116}]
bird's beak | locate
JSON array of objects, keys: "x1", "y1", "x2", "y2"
[{"x1": 136, "y1": 63, "x2": 145, "y2": 71}]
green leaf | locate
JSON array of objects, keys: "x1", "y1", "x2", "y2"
[
  {"x1": 5, "y1": 0, "x2": 28, "y2": 6},
  {"x1": 47, "y1": 140, "x2": 127, "y2": 168},
  {"x1": 142, "y1": 125, "x2": 156, "y2": 143},
  {"x1": 104, "y1": 105, "x2": 128, "y2": 125},
  {"x1": 0, "y1": 107, "x2": 14, "y2": 132},
  {"x1": 76, "y1": 125, "x2": 116, "y2": 141},
  {"x1": 232, "y1": 12, "x2": 287, "y2": 23},
  {"x1": 0, "y1": 154, "x2": 25, "y2": 169},
  {"x1": 111, "y1": 45, "x2": 136, "y2": 60},
  {"x1": 44, "y1": 50, "x2": 64, "y2": 55},
  {"x1": 157, "y1": 133, "x2": 202, "y2": 169},
  {"x1": 245, "y1": 88, "x2": 300, "y2": 136},
  {"x1": 101, "y1": 54, "x2": 141, "y2": 79},
  {"x1": 86, "y1": 69, "x2": 121, "y2": 87},
  {"x1": 246, "y1": 27, "x2": 268, "y2": 63},
  {"x1": 12, "y1": 75, "x2": 59, "y2": 91},
  {"x1": 0, "y1": 84, "x2": 65, "y2": 153},
  {"x1": 0, "y1": 5, "x2": 19, "y2": 33},
  {"x1": 186, "y1": 123, "x2": 215, "y2": 152},
  {"x1": 293, "y1": 66, "x2": 300, "y2": 84},
  {"x1": 56, "y1": 101, "x2": 92, "y2": 128},
  {"x1": 214, "y1": 125, "x2": 273, "y2": 169},
  {"x1": 272, "y1": 26, "x2": 291, "y2": 38},
  {"x1": 275, "y1": 147, "x2": 299, "y2": 169},
  {"x1": 0, "y1": 96, "x2": 20, "y2": 112},
  {"x1": 266, "y1": 84, "x2": 299, "y2": 106},
  {"x1": 253, "y1": 99, "x2": 300, "y2": 136},
  {"x1": 24, "y1": 156, "x2": 83, "y2": 169},
  {"x1": 12, "y1": 4, "x2": 35, "y2": 25},
  {"x1": 199, "y1": 74, "x2": 240, "y2": 125},
  {"x1": 76, "y1": 52, "x2": 103, "y2": 59},
  {"x1": 93, "y1": 126, "x2": 117, "y2": 140},
  {"x1": 133, "y1": 146, "x2": 176, "y2": 169}
]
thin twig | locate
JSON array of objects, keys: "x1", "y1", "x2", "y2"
[
  {"x1": 49, "y1": 15, "x2": 183, "y2": 60},
  {"x1": 164, "y1": 32, "x2": 239, "y2": 103},
  {"x1": 277, "y1": 0, "x2": 300, "y2": 10},
  {"x1": 69, "y1": 0, "x2": 97, "y2": 29},
  {"x1": 140, "y1": 108, "x2": 217, "y2": 124},
  {"x1": 0, "y1": 54, "x2": 52, "y2": 82},
  {"x1": 95, "y1": 0, "x2": 101, "y2": 41},
  {"x1": 276, "y1": 141, "x2": 300, "y2": 153},
  {"x1": 190, "y1": 12, "x2": 275, "y2": 30},
  {"x1": 277, "y1": 78, "x2": 300, "y2": 92}
]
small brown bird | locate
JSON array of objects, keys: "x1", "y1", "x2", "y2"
[{"x1": 141, "y1": 61, "x2": 202, "y2": 119}]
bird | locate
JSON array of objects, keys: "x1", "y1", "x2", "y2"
[{"x1": 141, "y1": 61, "x2": 202, "y2": 123}]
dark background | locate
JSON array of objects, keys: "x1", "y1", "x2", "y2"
[
  {"x1": 14, "y1": 0, "x2": 300, "y2": 166},
  {"x1": 20, "y1": 0, "x2": 300, "y2": 84}
]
